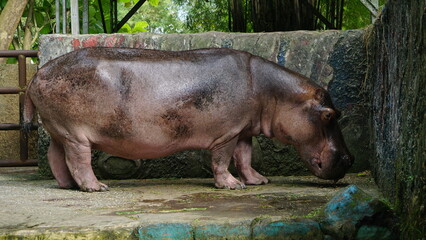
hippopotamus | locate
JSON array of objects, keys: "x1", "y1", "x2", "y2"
[{"x1": 24, "y1": 47, "x2": 353, "y2": 192}]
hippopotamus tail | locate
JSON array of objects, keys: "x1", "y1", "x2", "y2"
[{"x1": 22, "y1": 78, "x2": 36, "y2": 134}]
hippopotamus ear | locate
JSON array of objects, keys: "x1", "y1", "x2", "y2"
[{"x1": 314, "y1": 88, "x2": 325, "y2": 101}]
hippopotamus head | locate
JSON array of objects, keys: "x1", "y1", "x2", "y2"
[{"x1": 272, "y1": 88, "x2": 354, "y2": 181}]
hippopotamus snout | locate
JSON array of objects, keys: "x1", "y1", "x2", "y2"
[{"x1": 310, "y1": 150, "x2": 354, "y2": 181}]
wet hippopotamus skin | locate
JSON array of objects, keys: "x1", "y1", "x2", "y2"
[{"x1": 24, "y1": 47, "x2": 353, "y2": 192}]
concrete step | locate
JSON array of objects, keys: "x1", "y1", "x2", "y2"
[{"x1": 0, "y1": 167, "x2": 380, "y2": 239}]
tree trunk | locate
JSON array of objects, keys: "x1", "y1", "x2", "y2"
[
  {"x1": 0, "y1": 0, "x2": 29, "y2": 63},
  {"x1": 23, "y1": 0, "x2": 35, "y2": 51},
  {"x1": 229, "y1": 0, "x2": 246, "y2": 32}
]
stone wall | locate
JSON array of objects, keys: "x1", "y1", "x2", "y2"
[
  {"x1": 0, "y1": 64, "x2": 38, "y2": 162},
  {"x1": 37, "y1": 30, "x2": 371, "y2": 179},
  {"x1": 366, "y1": 0, "x2": 425, "y2": 238}
]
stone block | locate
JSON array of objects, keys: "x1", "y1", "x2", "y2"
[
  {"x1": 193, "y1": 223, "x2": 251, "y2": 239},
  {"x1": 252, "y1": 219, "x2": 323, "y2": 240},
  {"x1": 320, "y1": 185, "x2": 398, "y2": 240},
  {"x1": 137, "y1": 223, "x2": 193, "y2": 240}
]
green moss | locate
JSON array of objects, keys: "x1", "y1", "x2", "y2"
[
  {"x1": 304, "y1": 208, "x2": 323, "y2": 219},
  {"x1": 0, "y1": 229, "x2": 138, "y2": 240},
  {"x1": 115, "y1": 207, "x2": 207, "y2": 215}
]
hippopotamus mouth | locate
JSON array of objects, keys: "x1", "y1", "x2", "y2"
[{"x1": 307, "y1": 153, "x2": 353, "y2": 181}]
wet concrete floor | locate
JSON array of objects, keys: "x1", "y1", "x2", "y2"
[{"x1": 0, "y1": 167, "x2": 380, "y2": 239}]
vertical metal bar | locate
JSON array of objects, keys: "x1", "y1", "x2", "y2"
[
  {"x1": 98, "y1": 0, "x2": 107, "y2": 33},
  {"x1": 83, "y1": 0, "x2": 89, "y2": 34},
  {"x1": 338, "y1": 0, "x2": 344, "y2": 29},
  {"x1": 62, "y1": 0, "x2": 67, "y2": 33},
  {"x1": 371, "y1": 0, "x2": 378, "y2": 22},
  {"x1": 18, "y1": 55, "x2": 28, "y2": 161},
  {"x1": 70, "y1": 0, "x2": 80, "y2": 34},
  {"x1": 114, "y1": 0, "x2": 117, "y2": 29},
  {"x1": 18, "y1": 55, "x2": 26, "y2": 89},
  {"x1": 19, "y1": 94, "x2": 28, "y2": 161},
  {"x1": 110, "y1": 0, "x2": 113, "y2": 32},
  {"x1": 56, "y1": 0, "x2": 60, "y2": 33}
]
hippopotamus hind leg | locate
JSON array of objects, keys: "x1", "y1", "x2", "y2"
[
  {"x1": 48, "y1": 138, "x2": 77, "y2": 189},
  {"x1": 211, "y1": 138, "x2": 246, "y2": 190},
  {"x1": 63, "y1": 139, "x2": 108, "y2": 192},
  {"x1": 233, "y1": 138, "x2": 269, "y2": 185}
]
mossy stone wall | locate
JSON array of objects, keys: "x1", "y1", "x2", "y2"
[{"x1": 366, "y1": 0, "x2": 425, "y2": 238}]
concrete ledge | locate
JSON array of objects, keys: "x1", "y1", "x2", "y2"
[{"x1": 1, "y1": 167, "x2": 385, "y2": 239}]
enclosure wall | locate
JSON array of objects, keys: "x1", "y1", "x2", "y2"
[{"x1": 366, "y1": 0, "x2": 425, "y2": 238}]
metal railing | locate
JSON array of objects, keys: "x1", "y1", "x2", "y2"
[{"x1": 0, "y1": 50, "x2": 39, "y2": 167}]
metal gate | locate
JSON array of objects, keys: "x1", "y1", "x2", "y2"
[{"x1": 0, "y1": 50, "x2": 38, "y2": 167}]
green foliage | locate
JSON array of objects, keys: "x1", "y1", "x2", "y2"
[
  {"x1": 117, "y1": 0, "x2": 185, "y2": 33},
  {"x1": 0, "y1": 0, "x2": 6, "y2": 10},
  {"x1": 174, "y1": 0, "x2": 229, "y2": 33},
  {"x1": 119, "y1": 21, "x2": 149, "y2": 33},
  {"x1": 0, "y1": 0, "x2": 389, "y2": 52},
  {"x1": 148, "y1": 0, "x2": 160, "y2": 7},
  {"x1": 2, "y1": 0, "x2": 57, "y2": 50},
  {"x1": 342, "y1": 0, "x2": 387, "y2": 30}
]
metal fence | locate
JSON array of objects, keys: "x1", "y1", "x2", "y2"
[{"x1": 0, "y1": 50, "x2": 38, "y2": 167}]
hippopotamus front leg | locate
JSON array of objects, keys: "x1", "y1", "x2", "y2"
[
  {"x1": 211, "y1": 137, "x2": 246, "y2": 190},
  {"x1": 233, "y1": 138, "x2": 269, "y2": 185}
]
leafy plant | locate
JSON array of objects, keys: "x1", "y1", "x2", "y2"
[{"x1": 118, "y1": 21, "x2": 149, "y2": 33}]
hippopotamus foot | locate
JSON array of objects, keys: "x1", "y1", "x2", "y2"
[
  {"x1": 61, "y1": 138, "x2": 108, "y2": 192},
  {"x1": 211, "y1": 138, "x2": 246, "y2": 190},
  {"x1": 214, "y1": 171, "x2": 247, "y2": 190},
  {"x1": 233, "y1": 138, "x2": 269, "y2": 185},
  {"x1": 239, "y1": 168, "x2": 269, "y2": 185},
  {"x1": 80, "y1": 181, "x2": 109, "y2": 192}
]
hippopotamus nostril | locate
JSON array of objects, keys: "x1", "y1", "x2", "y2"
[
  {"x1": 312, "y1": 158, "x2": 322, "y2": 169},
  {"x1": 342, "y1": 154, "x2": 353, "y2": 167}
]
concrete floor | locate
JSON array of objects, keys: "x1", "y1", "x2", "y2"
[{"x1": 0, "y1": 167, "x2": 380, "y2": 239}]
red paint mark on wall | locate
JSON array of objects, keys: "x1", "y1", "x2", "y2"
[
  {"x1": 82, "y1": 36, "x2": 99, "y2": 47},
  {"x1": 103, "y1": 35, "x2": 126, "y2": 47},
  {"x1": 104, "y1": 36, "x2": 117, "y2": 47},
  {"x1": 72, "y1": 39, "x2": 81, "y2": 49}
]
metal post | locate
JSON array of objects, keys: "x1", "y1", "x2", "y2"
[
  {"x1": 359, "y1": 0, "x2": 378, "y2": 22},
  {"x1": 98, "y1": 0, "x2": 107, "y2": 33},
  {"x1": 110, "y1": 0, "x2": 113, "y2": 32},
  {"x1": 114, "y1": 0, "x2": 118, "y2": 30},
  {"x1": 83, "y1": 0, "x2": 89, "y2": 34},
  {"x1": 62, "y1": 0, "x2": 67, "y2": 33},
  {"x1": 55, "y1": 0, "x2": 60, "y2": 33},
  {"x1": 370, "y1": 0, "x2": 378, "y2": 22},
  {"x1": 70, "y1": 0, "x2": 80, "y2": 34},
  {"x1": 18, "y1": 55, "x2": 28, "y2": 161}
]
